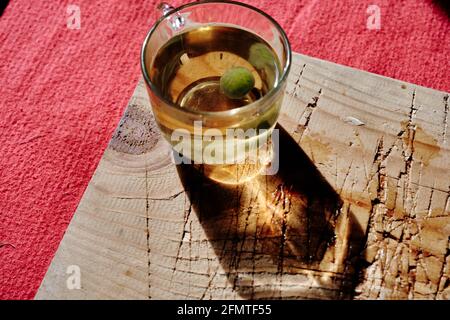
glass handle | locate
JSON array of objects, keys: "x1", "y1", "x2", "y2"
[{"x1": 157, "y1": 2, "x2": 185, "y2": 30}]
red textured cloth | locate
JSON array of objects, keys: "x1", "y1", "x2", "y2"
[{"x1": 0, "y1": 0, "x2": 449, "y2": 300}]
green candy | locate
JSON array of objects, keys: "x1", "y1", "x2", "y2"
[{"x1": 220, "y1": 67, "x2": 255, "y2": 99}]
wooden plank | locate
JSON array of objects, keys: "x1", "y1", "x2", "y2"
[{"x1": 35, "y1": 53, "x2": 450, "y2": 300}]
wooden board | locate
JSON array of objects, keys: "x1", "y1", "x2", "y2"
[{"x1": 35, "y1": 53, "x2": 450, "y2": 300}]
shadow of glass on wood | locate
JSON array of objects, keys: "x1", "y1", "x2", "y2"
[{"x1": 176, "y1": 125, "x2": 366, "y2": 299}]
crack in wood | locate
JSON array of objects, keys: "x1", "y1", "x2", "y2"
[
  {"x1": 443, "y1": 94, "x2": 449, "y2": 144},
  {"x1": 435, "y1": 238, "x2": 450, "y2": 298},
  {"x1": 290, "y1": 63, "x2": 306, "y2": 96},
  {"x1": 167, "y1": 192, "x2": 193, "y2": 295},
  {"x1": 356, "y1": 89, "x2": 450, "y2": 299},
  {"x1": 113, "y1": 191, "x2": 184, "y2": 201},
  {"x1": 273, "y1": 184, "x2": 292, "y2": 274},
  {"x1": 231, "y1": 187, "x2": 258, "y2": 292},
  {"x1": 426, "y1": 182, "x2": 435, "y2": 218},
  {"x1": 295, "y1": 88, "x2": 323, "y2": 143},
  {"x1": 200, "y1": 266, "x2": 218, "y2": 300},
  {"x1": 303, "y1": 88, "x2": 322, "y2": 128},
  {"x1": 339, "y1": 159, "x2": 354, "y2": 195},
  {"x1": 145, "y1": 168, "x2": 151, "y2": 299}
]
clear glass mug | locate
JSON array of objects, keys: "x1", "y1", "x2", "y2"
[{"x1": 141, "y1": 0, "x2": 291, "y2": 184}]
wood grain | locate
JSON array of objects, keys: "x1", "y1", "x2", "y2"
[{"x1": 35, "y1": 53, "x2": 450, "y2": 300}]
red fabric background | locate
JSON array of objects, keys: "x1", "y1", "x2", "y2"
[{"x1": 0, "y1": 0, "x2": 449, "y2": 300}]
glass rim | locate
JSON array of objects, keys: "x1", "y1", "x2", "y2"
[{"x1": 140, "y1": 0, "x2": 292, "y2": 117}]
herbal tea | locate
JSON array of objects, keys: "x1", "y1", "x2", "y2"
[
  {"x1": 151, "y1": 25, "x2": 280, "y2": 109},
  {"x1": 146, "y1": 25, "x2": 284, "y2": 182}
]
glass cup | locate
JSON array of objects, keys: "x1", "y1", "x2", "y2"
[{"x1": 141, "y1": 0, "x2": 291, "y2": 184}]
